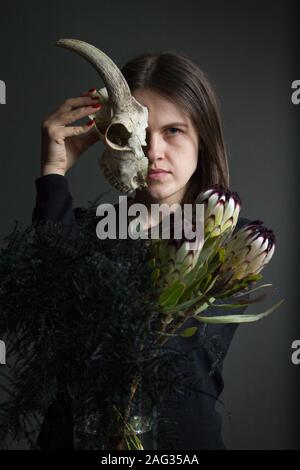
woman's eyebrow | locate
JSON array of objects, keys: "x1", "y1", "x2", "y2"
[
  {"x1": 161, "y1": 122, "x2": 188, "y2": 129},
  {"x1": 146, "y1": 122, "x2": 189, "y2": 134}
]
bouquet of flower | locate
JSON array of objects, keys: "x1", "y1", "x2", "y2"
[
  {"x1": 105, "y1": 185, "x2": 284, "y2": 449},
  {"x1": 0, "y1": 186, "x2": 283, "y2": 450},
  {"x1": 150, "y1": 186, "x2": 282, "y2": 339}
]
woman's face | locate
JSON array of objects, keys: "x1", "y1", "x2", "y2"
[{"x1": 132, "y1": 88, "x2": 199, "y2": 206}]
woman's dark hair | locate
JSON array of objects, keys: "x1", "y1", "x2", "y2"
[{"x1": 121, "y1": 51, "x2": 229, "y2": 205}]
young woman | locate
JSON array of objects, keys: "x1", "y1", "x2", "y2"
[{"x1": 33, "y1": 51, "x2": 249, "y2": 450}]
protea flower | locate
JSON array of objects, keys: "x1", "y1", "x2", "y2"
[
  {"x1": 147, "y1": 187, "x2": 282, "y2": 332},
  {"x1": 195, "y1": 185, "x2": 241, "y2": 238},
  {"x1": 151, "y1": 237, "x2": 200, "y2": 288},
  {"x1": 220, "y1": 220, "x2": 276, "y2": 283},
  {"x1": 150, "y1": 186, "x2": 242, "y2": 298}
]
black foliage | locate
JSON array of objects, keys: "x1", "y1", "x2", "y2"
[{"x1": 0, "y1": 202, "x2": 217, "y2": 450}]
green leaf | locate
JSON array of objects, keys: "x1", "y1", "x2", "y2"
[
  {"x1": 161, "y1": 291, "x2": 207, "y2": 314},
  {"x1": 180, "y1": 326, "x2": 198, "y2": 337},
  {"x1": 159, "y1": 281, "x2": 186, "y2": 308},
  {"x1": 194, "y1": 299, "x2": 285, "y2": 324},
  {"x1": 243, "y1": 273, "x2": 263, "y2": 283},
  {"x1": 205, "y1": 250, "x2": 224, "y2": 277},
  {"x1": 192, "y1": 262, "x2": 209, "y2": 282},
  {"x1": 194, "y1": 238, "x2": 218, "y2": 266},
  {"x1": 232, "y1": 283, "x2": 273, "y2": 297},
  {"x1": 209, "y1": 291, "x2": 272, "y2": 308},
  {"x1": 203, "y1": 275, "x2": 219, "y2": 295},
  {"x1": 178, "y1": 263, "x2": 209, "y2": 303},
  {"x1": 148, "y1": 258, "x2": 156, "y2": 269},
  {"x1": 214, "y1": 273, "x2": 263, "y2": 298},
  {"x1": 176, "y1": 280, "x2": 198, "y2": 304},
  {"x1": 199, "y1": 273, "x2": 213, "y2": 293},
  {"x1": 151, "y1": 268, "x2": 160, "y2": 284}
]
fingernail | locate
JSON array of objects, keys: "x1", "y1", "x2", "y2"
[
  {"x1": 91, "y1": 103, "x2": 102, "y2": 108},
  {"x1": 86, "y1": 120, "x2": 94, "y2": 126},
  {"x1": 88, "y1": 88, "x2": 96, "y2": 93}
]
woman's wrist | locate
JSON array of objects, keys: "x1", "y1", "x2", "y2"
[{"x1": 41, "y1": 165, "x2": 66, "y2": 177}]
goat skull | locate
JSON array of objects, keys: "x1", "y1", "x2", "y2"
[{"x1": 56, "y1": 38, "x2": 149, "y2": 194}]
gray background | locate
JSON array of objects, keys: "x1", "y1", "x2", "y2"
[{"x1": 0, "y1": 0, "x2": 299, "y2": 449}]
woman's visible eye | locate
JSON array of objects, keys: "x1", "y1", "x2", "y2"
[{"x1": 166, "y1": 127, "x2": 182, "y2": 136}]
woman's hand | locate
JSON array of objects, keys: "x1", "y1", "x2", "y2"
[{"x1": 40, "y1": 89, "x2": 102, "y2": 177}]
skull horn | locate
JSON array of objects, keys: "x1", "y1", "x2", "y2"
[{"x1": 55, "y1": 38, "x2": 132, "y2": 112}]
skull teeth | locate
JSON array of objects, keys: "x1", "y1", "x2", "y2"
[{"x1": 101, "y1": 163, "x2": 131, "y2": 194}]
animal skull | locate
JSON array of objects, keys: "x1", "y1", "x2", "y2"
[{"x1": 55, "y1": 38, "x2": 149, "y2": 194}]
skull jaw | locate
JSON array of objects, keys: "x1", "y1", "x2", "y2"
[{"x1": 100, "y1": 149, "x2": 149, "y2": 195}]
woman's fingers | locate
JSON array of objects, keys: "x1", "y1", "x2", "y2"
[
  {"x1": 49, "y1": 92, "x2": 101, "y2": 120},
  {"x1": 55, "y1": 102, "x2": 102, "y2": 127},
  {"x1": 62, "y1": 119, "x2": 97, "y2": 139},
  {"x1": 60, "y1": 94, "x2": 101, "y2": 111},
  {"x1": 41, "y1": 90, "x2": 102, "y2": 142}
]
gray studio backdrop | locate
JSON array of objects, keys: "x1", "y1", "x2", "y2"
[{"x1": 0, "y1": 0, "x2": 299, "y2": 449}]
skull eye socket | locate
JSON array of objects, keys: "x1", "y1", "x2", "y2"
[{"x1": 106, "y1": 123, "x2": 131, "y2": 147}]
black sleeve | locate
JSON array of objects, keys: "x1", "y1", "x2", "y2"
[
  {"x1": 32, "y1": 174, "x2": 78, "y2": 449},
  {"x1": 32, "y1": 174, "x2": 79, "y2": 238}
]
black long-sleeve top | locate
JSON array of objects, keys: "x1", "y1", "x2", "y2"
[{"x1": 32, "y1": 174, "x2": 250, "y2": 450}]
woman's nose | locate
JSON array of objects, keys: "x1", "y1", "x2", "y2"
[{"x1": 144, "y1": 134, "x2": 165, "y2": 162}]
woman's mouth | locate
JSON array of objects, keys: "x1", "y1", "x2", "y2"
[{"x1": 148, "y1": 170, "x2": 170, "y2": 180}]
